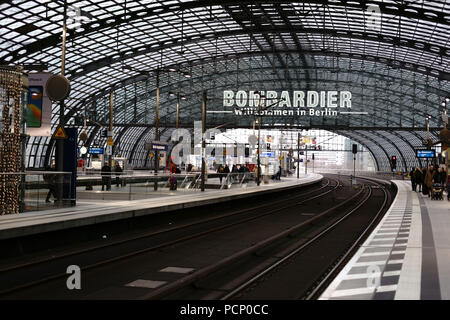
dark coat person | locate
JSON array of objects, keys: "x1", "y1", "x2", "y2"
[
  {"x1": 414, "y1": 167, "x2": 423, "y2": 192},
  {"x1": 410, "y1": 168, "x2": 417, "y2": 191},
  {"x1": 44, "y1": 164, "x2": 56, "y2": 203},
  {"x1": 101, "y1": 162, "x2": 112, "y2": 191},
  {"x1": 114, "y1": 163, "x2": 123, "y2": 187},
  {"x1": 435, "y1": 168, "x2": 447, "y2": 185}
]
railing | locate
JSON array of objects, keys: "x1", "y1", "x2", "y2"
[
  {"x1": 1, "y1": 170, "x2": 284, "y2": 213},
  {"x1": 0, "y1": 171, "x2": 73, "y2": 214}
]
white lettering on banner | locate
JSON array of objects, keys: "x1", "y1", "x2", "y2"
[
  {"x1": 222, "y1": 90, "x2": 356, "y2": 117},
  {"x1": 223, "y1": 90, "x2": 352, "y2": 109},
  {"x1": 293, "y1": 91, "x2": 305, "y2": 107},
  {"x1": 279, "y1": 91, "x2": 291, "y2": 107},
  {"x1": 307, "y1": 91, "x2": 319, "y2": 108},
  {"x1": 223, "y1": 90, "x2": 234, "y2": 107},
  {"x1": 235, "y1": 90, "x2": 247, "y2": 107}
]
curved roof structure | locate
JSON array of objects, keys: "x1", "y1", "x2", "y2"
[{"x1": 1, "y1": 0, "x2": 449, "y2": 171}]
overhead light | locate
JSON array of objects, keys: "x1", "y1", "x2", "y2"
[
  {"x1": 446, "y1": 97, "x2": 450, "y2": 103},
  {"x1": 169, "y1": 91, "x2": 175, "y2": 97},
  {"x1": 169, "y1": 67, "x2": 177, "y2": 72},
  {"x1": 184, "y1": 72, "x2": 191, "y2": 78},
  {"x1": 181, "y1": 95, "x2": 187, "y2": 100}
]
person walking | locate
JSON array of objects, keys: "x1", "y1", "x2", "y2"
[
  {"x1": 414, "y1": 167, "x2": 423, "y2": 192},
  {"x1": 44, "y1": 163, "x2": 56, "y2": 203},
  {"x1": 114, "y1": 162, "x2": 123, "y2": 188},
  {"x1": 217, "y1": 164, "x2": 224, "y2": 184},
  {"x1": 435, "y1": 167, "x2": 447, "y2": 185},
  {"x1": 424, "y1": 165, "x2": 436, "y2": 197},
  {"x1": 409, "y1": 167, "x2": 417, "y2": 192},
  {"x1": 101, "y1": 161, "x2": 112, "y2": 191}
]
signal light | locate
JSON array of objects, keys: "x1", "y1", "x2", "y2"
[{"x1": 391, "y1": 155, "x2": 397, "y2": 169}]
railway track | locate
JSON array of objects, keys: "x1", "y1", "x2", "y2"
[
  {"x1": 0, "y1": 175, "x2": 393, "y2": 300},
  {"x1": 222, "y1": 177, "x2": 391, "y2": 300},
  {"x1": 0, "y1": 177, "x2": 337, "y2": 298},
  {"x1": 138, "y1": 176, "x2": 392, "y2": 300}
]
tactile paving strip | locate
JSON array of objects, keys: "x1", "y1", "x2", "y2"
[{"x1": 319, "y1": 182, "x2": 413, "y2": 300}]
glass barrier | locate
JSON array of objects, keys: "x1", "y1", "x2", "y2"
[
  {"x1": 0, "y1": 171, "x2": 72, "y2": 214},
  {"x1": 0, "y1": 170, "x2": 280, "y2": 209},
  {"x1": 74, "y1": 171, "x2": 262, "y2": 201}
]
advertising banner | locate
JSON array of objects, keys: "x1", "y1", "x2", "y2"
[{"x1": 26, "y1": 73, "x2": 52, "y2": 136}]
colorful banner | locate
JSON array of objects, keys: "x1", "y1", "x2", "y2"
[
  {"x1": 27, "y1": 86, "x2": 43, "y2": 127},
  {"x1": 26, "y1": 73, "x2": 52, "y2": 136}
]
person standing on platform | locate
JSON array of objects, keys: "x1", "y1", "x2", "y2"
[
  {"x1": 114, "y1": 162, "x2": 123, "y2": 188},
  {"x1": 436, "y1": 167, "x2": 447, "y2": 185},
  {"x1": 276, "y1": 166, "x2": 282, "y2": 180},
  {"x1": 415, "y1": 167, "x2": 423, "y2": 192},
  {"x1": 44, "y1": 163, "x2": 56, "y2": 203},
  {"x1": 410, "y1": 167, "x2": 417, "y2": 191},
  {"x1": 424, "y1": 165, "x2": 436, "y2": 197},
  {"x1": 223, "y1": 164, "x2": 230, "y2": 174},
  {"x1": 101, "y1": 161, "x2": 111, "y2": 191},
  {"x1": 217, "y1": 164, "x2": 224, "y2": 184}
]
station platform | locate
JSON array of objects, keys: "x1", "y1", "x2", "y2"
[
  {"x1": 320, "y1": 180, "x2": 450, "y2": 300},
  {"x1": 0, "y1": 174, "x2": 322, "y2": 241}
]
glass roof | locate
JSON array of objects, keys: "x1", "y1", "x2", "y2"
[{"x1": 1, "y1": 0, "x2": 449, "y2": 168}]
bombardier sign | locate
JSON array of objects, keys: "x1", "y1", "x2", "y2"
[{"x1": 223, "y1": 90, "x2": 355, "y2": 117}]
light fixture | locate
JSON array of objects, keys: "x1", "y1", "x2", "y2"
[
  {"x1": 80, "y1": 146, "x2": 87, "y2": 155},
  {"x1": 183, "y1": 72, "x2": 191, "y2": 78},
  {"x1": 181, "y1": 95, "x2": 187, "y2": 100},
  {"x1": 169, "y1": 91, "x2": 175, "y2": 97},
  {"x1": 169, "y1": 67, "x2": 177, "y2": 72}
]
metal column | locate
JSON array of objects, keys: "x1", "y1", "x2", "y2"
[
  {"x1": 201, "y1": 91, "x2": 206, "y2": 192},
  {"x1": 154, "y1": 70, "x2": 160, "y2": 191},
  {"x1": 56, "y1": 1, "x2": 68, "y2": 207}
]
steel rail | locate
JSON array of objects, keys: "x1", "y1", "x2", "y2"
[
  {"x1": 0, "y1": 179, "x2": 331, "y2": 274},
  {"x1": 0, "y1": 179, "x2": 337, "y2": 297},
  {"x1": 139, "y1": 180, "x2": 365, "y2": 300},
  {"x1": 220, "y1": 183, "x2": 377, "y2": 300},
  {"x1": 303, "y1": 178, "x2": 391, "y2": 300}
]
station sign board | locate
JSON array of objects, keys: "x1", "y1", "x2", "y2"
[
  {"x1": 261, "y1": 151, "x2": 275, "y2": 158},
  {"x1": 151, "y1": 141, "x2": 168, "y2": 151},
  {"x1": 89, "y1": 148, "x2": 104, "y2": 154},
  {"x1": 416, "y1": 149, "x2": 435, "y2": 158}
]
